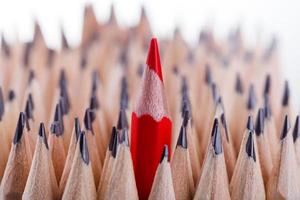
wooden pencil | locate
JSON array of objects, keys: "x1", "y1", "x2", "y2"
[
  {"x1": 0, "y1": 112, "x2": 32, "y2": 199},
  {"x1": 148, "y1": 145, "x2": 176, "y2": 200},
  {"x1": 194, "y1": 119, "x2": 231, "y2": 200},
  {"x1": 267, "y1": 115, "x2": 300, "y2": 199},
  {"x1": 23, "y1": 123, "x2": 59, "y2": 200},
  {"x1": 62, "y1": 131, "x2": 97, "y2": 200}
]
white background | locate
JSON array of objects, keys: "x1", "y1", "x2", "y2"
[{"x1": 0, "y1": 0, "x2": 299, "y2": 106}]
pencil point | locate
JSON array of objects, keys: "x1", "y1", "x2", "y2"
[
  {"x1": 182, "y1": 110, "x2": 190, "y2": 127},
  {"x1": 53, "y1": 103, "x2": 64, "y2": 133},
  {"x1": 8, "y1": 89, "x2": 15, "y2": 101},
  {"x1": 255, "y1": 108, "x2": 264, "y2": 136},
  {"x1": 79, "y1": 131, "x2": 90, "y2": 164},
  {"x1": 221, "y1": 113, "x2": 230, "y2": 142},
  {"x1": 111, "y1": 131, "x2": 119, "y2": 158},
  {"x1": 25, "y1": 98, "x2": 34, "y2": 120},
  {"x1": 263, "y1": 74, "x2": 271, "y2": 96},
  {"x1": 181, "y1": 76, "x2": 188, "y2": 95},
  {"x1": 205, "y1": 64, "x2": 212, "y2": 85},
  {"x1": 13, "y1": 112, "x2": 26, "y2": 144},
  {"x1": 211, "y1": 83, "x2": 219, "y2": 103},
  {"x1": 108, "y1": 4, "x2": 117, "y2": 24},
  {"x1": 84, "y1": 108, "x2": 95, "y2": 132},
  {"x1": 247, "y1": 115, "x2": 254, "y2": 131},
  {"x1": 160, "y1": 145, "x2": 169, "y2": 163},
  {"x1": 280, "y1": 115, "x2": 290, "y2": 140},
  {"x1": 212, "y1": 119, "x2": 222, "y2": 155},
  {"x1": 109, "y1": 126, "x2": 117, "y2": 151},
  {"x1": 59, "y1": 71, "x2": 70, "y2": 115},
  {"x1": 282, "y1": 80, "x2": 289, "y2": 106},
  {"x1": 50, "y1": 121, "x2": 63, "y2": 136},
  {"x1": 61, "y1": 27, "x2": 69, "y2": 49},
  {"x1": 264, "y1": 96, "x2": 272, "y2": 119},
  {"x1": 89, "y1": 93, "x2": 99, "y2": 110},
  {"x1": 38, "y1": 123, "x2": 49, "y2": 149},
  {"x1": 0, "y1": 87, "x2": 4, "y2": 121},
  {"x1": 120, "y1": 129, "x2": 129, "y2": 146},
  {"x1": 177, "y1": 125, "x2": 187, "y2": 149},
  {"x1": 247, "y1": 84, "x2": 256, "y2": 110},
  {"x1": 91, "y1": 70, "x2": 98, "y2": 93},
  {"x1": 293, "y1": 116, "x2": 300, "y2": 142},
  {"x1": 117, "y1": 109, "x2": 128, "y2": 130},
  {"x1": 120, "y1": 76, "x2": 129, "y2": 110},
  {"x1": 54, "y1": 103, "x2": 61, "y2": 121},
  {"x1": 74, "y1": 117, "x2": 81, "y2": 141},
  {"x1": 59, "y1": 69, "x2": 67, "y2": 88},
  {"x1": 1, "y1": 34, "x2": 10, "y2": 57},
  {"x1": 235, "y1": 73, "x2": 243, "y2": 94},
  {"x1": 146, "y1": 38, "x2": 163, "y2": 81},
  {"x1": 246, "y1": 131, "x2": 256, "y2": 161},
  {"x1": 47, "y1": 48, "x2": 55, "y2": 67},
  {"x1": 28, "y1": 69, "x2": 35, "y2": 84},
  {"x1": 80, "y1": 52, "x2": 87, "y2": 69}
]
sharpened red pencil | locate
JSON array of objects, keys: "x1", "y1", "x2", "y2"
[{"x1": 130, "y1": 38, "x2": 172, "y2": 200}]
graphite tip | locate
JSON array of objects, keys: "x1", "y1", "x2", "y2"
[
  {"x1": 111, "y1": 131, "x2": 119, "y2": 158},
  {"x1": 109, "y1": 126, "x2": 117, "y2": 151},
  {"x1": 59, "y1": 69, "x2": 67, "y2": 87},
  {"x1": 247, "y1": 115, "x2": 254, "y2": 131},
  {"x1": 160, "y1": 145, "x2": 169, "y2": 163},
  {"x1": 8, "y1": 89, "x2": 15, "y2": 101},
  {"x1": 211, "y1": 118, "x2": 222, "y2": 155},
  {"x1": 282, "y1": 80, "x2": 289, "y2": 106},
  {"x1": 74, "y1": 117, "x2": 81, "y2": 141},
  {"x1": 38, "y1": 123, "x2": 49, "y2": 149},
  {"x1": 1, "y1": 34, "x2": 10, "y2": 57},
  {"x1": 235, "y1": 73, "x2": 243, "y2": 94},
  {"x1": 59, "y1": 86, "x2": 70, "y2": 115},
  {"x1": 280, "y1": 115, "x2": 291, "y2": 140},
  {"x1": 79, "y1": 131, "x2": 90, "y2": 164},
  {"x1": 117, "y1": 109, "x2": 128, "y2": 130},
  {"x1": 220, "y1": 113, "x2": 230, "y2": 142},
  {"x1": 255, "y1": 108, "x2": 264, "y2": 136},
  {"x1": 50, "y1": 121, "x2": 63, "y2": 136},
  {"x1": 89, "y1": 94, "x2": 99, "y2": 110},
  {"x1": 54, "y1": 103, "x2": 64, "y2": 133},
  {"x1": 246, "y1": 131, "x2": 256, "y2": 161},
  {"x1": 28, "y1": 69, "x2": 35, "y2": 85},
  {"x1": 264, "y1": 96, "x2": 272, "y2": 120},
  {"x1": 61, "y1": 28, "x2": 69, "y2": 50},
  {"x1": 13, "y1": 112, "x2": 26, "y2": 144},
  {"x1": 0, "y1": 87, "x2": 4, "y2": 121},
  {"x1": 119, "y1": 129, "x2": 129, "y2": 146},
  {"x1": 120, "y1": 76, "x2": 128, "y2": 110},
  {"x1": 205, "y1": 64, "x2": 212, "y2": 85},
  {"x1": 247, "y1": 84, "x2": 256, "y2": 110},
  {"x1": 25, "y1": 98, "x2": 34, "y2": 120},
  {"x1": 80, "y1": 53, "x2": 87, "y2": 69},
  {"x1": 91, "y1": 70, "x2": 98, "y2": 93},
  {"x1": 177, "y1": 125, "x2": 187, "y2": 149},
  {"x1": 263, "y1": 74, "x2": 271, "y2": 96},
  {"x1": 211, "y1": 83, "x2": 219, "y2": 104},
  {"x1": 84, "y1": 108, "x2": 94, "y2": 132},
  {"x1": 293, "y1": 116, "x2": 300, "y2": 142},
  {"x1": 182, "y1": 110, "x2": 190, "y2": 128}
]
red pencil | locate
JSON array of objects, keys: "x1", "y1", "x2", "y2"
[{"x1": 130, "y1": 38, "x2": 172, "y2": 200}]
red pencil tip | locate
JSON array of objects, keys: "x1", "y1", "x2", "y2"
[{"x1": 146, "y1": 38, "x2": 163, "y2": 81}]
